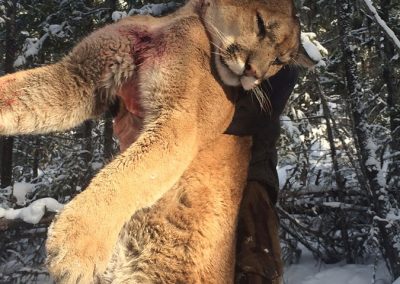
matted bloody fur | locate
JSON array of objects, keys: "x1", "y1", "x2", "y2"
[{"x1": 0, "y1": 0, "x2": 304, "y2": 282}]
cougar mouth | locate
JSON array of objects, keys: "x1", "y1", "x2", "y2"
[
  {"x1": 215, "y1": 52, "x2": 241, "y2": 87},
  {"x1": 216, "y1": 53, "x2": 260, "y2": 91}
]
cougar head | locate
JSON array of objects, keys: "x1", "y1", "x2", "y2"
[{"x1": 201, "y1": 0, "x2": 312, "y2": 90}]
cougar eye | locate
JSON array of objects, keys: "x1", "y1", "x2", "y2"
[{"x1": 256, "y1": 12, "x2": 266, "y2": 39}]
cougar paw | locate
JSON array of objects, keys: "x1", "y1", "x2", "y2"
[{"x1": 46, "y1": 208, "x2": 111, "y2": 283}]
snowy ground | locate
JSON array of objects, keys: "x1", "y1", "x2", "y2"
[
  {"x1": 284, "y1": 247, "x2": 393, "y2": 284},
  {"x1": 27, "y1": 254, "x2": 396, "y2": 284}
]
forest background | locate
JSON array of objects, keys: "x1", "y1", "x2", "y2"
[{"x1": 0, "y1": 0, "x2": 399, "y2": 283}]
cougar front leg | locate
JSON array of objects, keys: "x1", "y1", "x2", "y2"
[
  {"x1": 0, "y1": 64, "x2": 100, "y2": 135},
  {"x1": 46, "y1": 109, "x2": 199, "y2": 283},
  {"x1": 0, "y1": 23, "x2": 134, "y2": 136}
]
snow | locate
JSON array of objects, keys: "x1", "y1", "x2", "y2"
[
  {"x1": 285, "y1": 247, "x2": 392, "y2": 284},
  {"x1": 301, "y1": 32, "x2": 328, "y2": 67},
  {"x1": 48, "y1": 24, "x2": 62, "y2": 35},
  {"x1": 128, "y1": 2, "x2": 177, "y2": 16},
  {"x1": 0, "y1": 198, "x2": 63, "y2": 224},
  {"x1": 24, "y1": 35, "x2": 49, "y2": 58},
  {"x1": 14, "y1": 34, "x2": 49, "y2": 68},
  {"x1": 112, "y1": 2, "x2": 178, "y2": 21},
  {"x1": 13, "y1": 182, "x2": 35, "y2": 206},
  {"x1": 47, "y1": 22, "x2": 67, "y2": 38},
  {"x1": 91, "y1": 162, "x2": 104, "y2": 171},
  {"x1": 393, "y1": 277, "x2": 400, "y2": 284},
  {"x1": 365, "y1": 137, "x2": 387, "y2": 187},
  {"x1": 111, "y1": 11, "x2": 127, "y2": 22},
  {"x1": 13, "y1": 55, "x2": 26, "y2": 67},
  {"x1": 323, "y1": 202, "x2": 341, "y2": 208},
  {"x1": 292, "y1": 265, "x2": 377, "y2": 284},
  {"x1": 387, "y1": 210, "x2": 400, "y2": 221},
  {"x1": 278, "y1": 165, "x2": 295, "y2": 188},
  {"x1": 281, "y1": 115, "x2": 301, "y2": 140}
]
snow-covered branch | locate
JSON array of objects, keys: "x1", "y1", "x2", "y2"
[
  {"x1": 0, "y1": 198, "x2": 63, "y2": 224},
  {"x1": 362, "y1": 0, "x2": 400, "y2": 51}
]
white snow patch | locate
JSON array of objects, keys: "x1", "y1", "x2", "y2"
[
  {"x1": 323, "y1": 202, "x2": 341, "y2": 208},
  {"x1": 285, "y1": 247, "x2": 391, "y2": 284},
  {"x1": 13, "y1": 55, "x2": 26, "y2": 67},
  {"x1": 128, "y1": 2, "x2": 177, "y2": 16},
  {"x1": 387, "y1": 210, "x2": 400, "y2": 221},
  {"x1": 48, "y1": 24, "x2": 63, "y2": 35},
  {"x1": 301, "y1": 32, "x2": 328, "y2": 67},
  {"x1": 44, "y1": 21, "x2": 67, "y2": 38},
  {"x1": 24, "y1": 35, "x2": 49, "y2": 57},
  {"x1": 281, "y1": 115, "x2": 301, "y2": 139},
  {"x1": 297, "y1": 265, "x2": 375, "y2": 284},
  {"x1": 14, "y1": 34, "x2": 49, "y2": 67},
  {"x1": 112, "y1": 11, "x2": 127, "y2": 22},
  {"x1": 278, "y1": 165, "x2": 295, "y2": 188},
  {"x1": 91, "y1": 162, "x2": 104, "y2": 171},
  {"x1": 13, "y1": 182, "x2": 35, "y2": 206},
  {"x1": 0, "y1": 198, "x2": 63, "y2": 224}
]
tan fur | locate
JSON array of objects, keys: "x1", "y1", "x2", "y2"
[
  {"x1": 0, "y1": 0, "x2": 303, "y2": 282},
  {"x1": 102, "y1": 135, "x2": 251, "y2": 283}
]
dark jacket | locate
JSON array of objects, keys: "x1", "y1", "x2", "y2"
[{"x1": 226, "y1": 66, "x2": 299, "y2": 203}]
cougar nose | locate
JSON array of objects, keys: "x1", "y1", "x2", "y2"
[{"x1": 244, "y1": 63, "x2": 260, "y2": 79}]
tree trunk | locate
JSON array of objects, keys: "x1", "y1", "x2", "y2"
[
  {"x1": 336, "y1": 0, "x2": 400, "y2": 278},
  {"x1": 314, "y1": 74, "x2": 353, "y2": 263},
  {"x1": 379, "y1": 0, "x2": 400, "y2": 202},
  {"x1": 107, "y1": 0, "x2": 118, "y2": 12},
  {"x1": 0, "y1": 0, "x2": 17, "y2": 188}
]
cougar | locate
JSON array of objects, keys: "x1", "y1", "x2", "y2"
[{"x1": 0, "y1": 0, "x2": 312, "y2": 282}]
